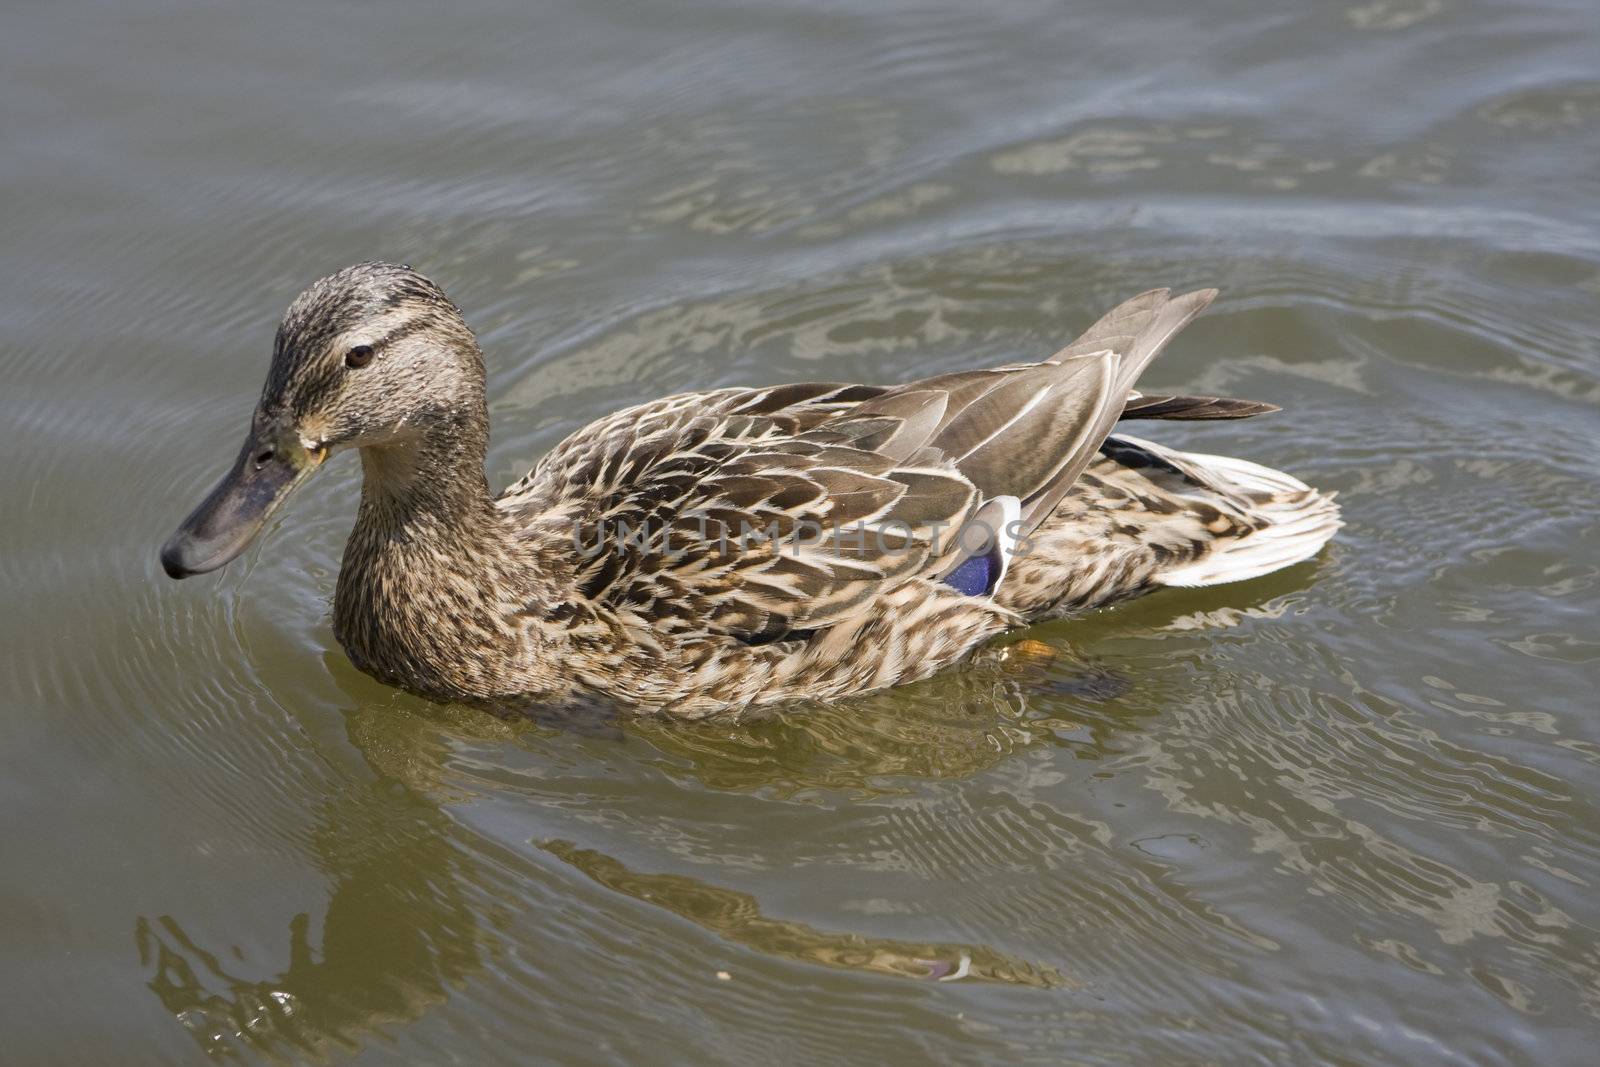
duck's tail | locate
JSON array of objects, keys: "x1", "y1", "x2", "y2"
[{"x1": 1100, "y1": 434, "x2": 1342, "y2": 589}]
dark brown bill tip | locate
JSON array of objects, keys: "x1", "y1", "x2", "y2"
[
  {"x1": 159, "y1": 535, "x2": 198, "y2": 579},
  {"x1": 159, "y1": 528, "x2": 231, "y2": 579}
]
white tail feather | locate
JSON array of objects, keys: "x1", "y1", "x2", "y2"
[
  {"x1": 1165, "y1": 449, "x2": 1314, "y2": 495},
  {"x1": 1120, "y1": 439, "x2": 1341, "y2": 589}
]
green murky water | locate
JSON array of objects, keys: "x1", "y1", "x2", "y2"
[{"x1": 4, "y1": 1, "x2": 1599, "y2": 1063}]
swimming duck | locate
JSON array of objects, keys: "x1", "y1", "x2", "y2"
[{"x1": 161, "y1": 263, "x2": 1339, "y2": 716}]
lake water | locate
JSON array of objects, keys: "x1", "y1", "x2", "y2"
[{"x1": 3, "y1": 1, "x2": 1599, "y2": 1063}]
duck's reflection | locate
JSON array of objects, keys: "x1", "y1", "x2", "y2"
[
  {"x1": 540, "y1": 839, "x2": 1064, "y2": 986},
  {"x1": 134, "y1": 660, "x2": 1094, "y2": 1057},
  {"x1": 136, "y1": 699, "x2": 496, "y2": 1059},
  {"x1": 135, "y1": 579, "x2": 1304, "y2": 1058}
]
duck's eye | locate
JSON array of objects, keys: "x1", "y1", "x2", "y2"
[{"x1": 344, "y1": 344, "x2": 375, "y2": 369}]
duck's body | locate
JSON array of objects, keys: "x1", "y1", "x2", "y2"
[{"x1": 163, "y1": 265, "x2": 1339, "y2": 717}]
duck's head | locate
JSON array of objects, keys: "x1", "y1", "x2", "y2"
[{"x1": 160, "y1": 262, "x2": 485, "y2": 579}]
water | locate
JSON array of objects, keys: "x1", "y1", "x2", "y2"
[{"x1": 3, "y1": 0, "x2": 1599, "y2": 1063}]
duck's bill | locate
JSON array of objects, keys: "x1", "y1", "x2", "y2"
[{"x1": 160, "y1": 429, "x2": 325, "y2": 579}]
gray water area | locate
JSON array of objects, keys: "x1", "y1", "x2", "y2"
[{"x1": 3, "y1": 0, "x2": 1599, "y2": 1063}]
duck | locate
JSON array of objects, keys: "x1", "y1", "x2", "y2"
[{"x1": 161, "y1": 262, "x2": 1340, "y2": 717}]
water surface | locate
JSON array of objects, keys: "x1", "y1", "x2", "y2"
[{"x1": 3, "y1": 0, "x2": 1599, "y2": 1063}]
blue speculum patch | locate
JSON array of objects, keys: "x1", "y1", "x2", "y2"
[{"x1": 943, "y1": 552, "x2": 996, "y2": 597}]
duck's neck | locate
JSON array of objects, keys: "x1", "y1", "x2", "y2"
[
  {"x1": 352, "y1": 417, "x2": 497, "y2": 538},
  {"x1": 332, "y1": 415, "x2": 528, "y2": 698}
]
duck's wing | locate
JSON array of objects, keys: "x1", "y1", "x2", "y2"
[
  {"x1": 507, "y1": 288, "x2": 1221, "y2": 642},
  {"x1": 498, "y1": 382, "x2": 889, "y2": 509},
  {"x1": 502, "y1": 384, "x2": 973, "y2": 641}
]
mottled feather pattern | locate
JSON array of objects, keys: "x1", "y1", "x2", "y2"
[{"x1": 234, "y1": 266, "x2": 1339, "y2": 715}]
